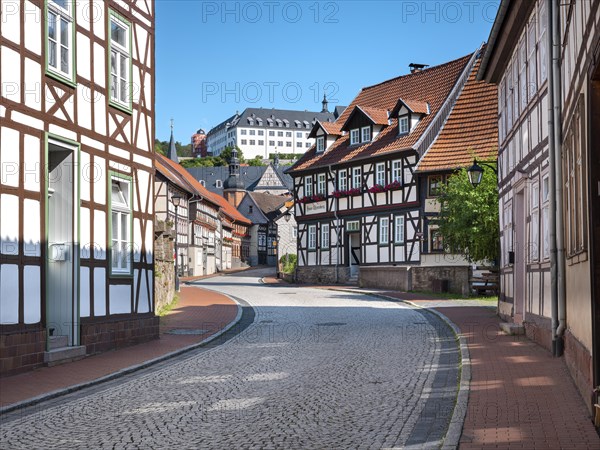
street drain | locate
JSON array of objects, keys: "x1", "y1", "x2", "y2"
[
  {"x1": 166, "y1": 329, "x2": 209, "y2": 335},
  {"x1": 316, "y1": 322, "x2": 347, "y2": 327}
]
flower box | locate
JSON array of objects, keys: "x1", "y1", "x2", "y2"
[
  {"x1": 298, "y1": 194, "x2": 326, "y2": 204},
  {"x1": 332, "y1": 188, "x2": 361, "y2": 198}
]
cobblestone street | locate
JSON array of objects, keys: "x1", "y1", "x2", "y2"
[{"x1": 0, "y1": 269, "x2": 460, "y2": 449}]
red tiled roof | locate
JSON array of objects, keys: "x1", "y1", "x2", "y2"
[
  {"x1": 156, "y1": 154, "x2": 251, "y2": 225},
  {"x1": 416, "y1": 58, "x2": 498, "y2": 172},
  {"x1": 308, "y1": 120, "x2": 343, "y2": 139},
  {"x1": 402, "y1": 99, "x2": 429, "y2": 114},
  {"x1": 320, "y1": 121, "x2": 343, "y2": 135},
  {"x1": 288, "y1": 53, "x2": 472, "y2": 173},
  {"x1": 359, "y1": 106, "x2": 390, "y2": 126}
]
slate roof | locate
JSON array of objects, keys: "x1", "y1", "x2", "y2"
[
  {"x1": 248, "y1": 192, "x2": 292, "y2": 221},
  {"x1": 167, "y1": 131, "x2": 179, "y2": 163},
  {"x1": 156, "y1": 153, "x2": 251, "y2": 225},
  {"x1": 236, "y1": 108, "x2": 338, "y2": 129},
  {"x1": 287, "y1": 53, "x2": 473, "y2": 173},
  {"x1": 186, "y1": 165, "x2": 293, "y2": 196},
  {"x1": 416, "y1": 57, "x2": 498, "y2": 172}
]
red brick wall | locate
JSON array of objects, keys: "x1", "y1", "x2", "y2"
[
  {"x1": 81, "y1": 316, "x2": 159, "y2": 355},
  {"x1": 0, "y1": 328, "x2": 46, "y2": 377}
]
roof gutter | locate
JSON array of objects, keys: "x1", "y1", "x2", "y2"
[{"x1": 476, "y1": 0, "x2": 511, "y2": 81}]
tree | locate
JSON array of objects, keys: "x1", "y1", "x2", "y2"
[
  {"x1": 247, "y1": 156, "x2": 265, "y2": 166},
  {"x1": 436, "y1": 167, "x2": 499, "y2": 264},
  {"x1": 219, "y1": 146, "x2": 244, "y2": 163}
]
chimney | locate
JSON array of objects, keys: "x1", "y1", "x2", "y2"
[{"x1": 409, "y1": 63, "x2": 429, "y2": 74}]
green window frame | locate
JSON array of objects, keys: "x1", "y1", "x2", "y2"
[
  {"x1": 45, "y1": 0, "x2": 76, "y2": 86},
  {"x1": 108, "y1": 10, "x2": 133, "y2": 113},
  {"x1": 109, "y1": 171, "x2": 133, "y2": 277}
]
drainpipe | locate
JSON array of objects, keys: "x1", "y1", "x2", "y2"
[
  {"x1": 549, "y1": 0, "x2": 566, "y2": 356},
  {"x1": 329, "y1": 165, "x2": 340, "y2": 283}
]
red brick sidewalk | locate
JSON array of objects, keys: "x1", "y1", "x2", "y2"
[
  {"x1": 263, "y1": 279, "x2": 599, "y2": 449},
  {"x1": 0, "y1": 285, "x2": 238, "y2": 408}
]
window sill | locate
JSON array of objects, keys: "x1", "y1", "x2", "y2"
[
  {"x1": 109, "y1": 99, "x2": 133, "y2": 115},
  {"x1": 46, "y1": 69, "x2": 77, "y2": 89}
]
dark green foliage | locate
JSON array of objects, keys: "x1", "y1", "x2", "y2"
[{"x1": 436, "y1": 167, "x2": 499, "y2": 264}]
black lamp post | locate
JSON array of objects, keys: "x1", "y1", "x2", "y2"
[
  {"x1": 171, "y1": 194, "x2": 182, "y2": 291},
  {"x1": 467, "y1": 158, "x2": 497, "y2": 188}
]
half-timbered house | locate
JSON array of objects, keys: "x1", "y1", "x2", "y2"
[
  {"x1": 478, "y1": 0, "x2": 600, "y2": 412},
  {"x1": 0, "y1": 0, "x2": 156, "y2": 374},
  {"x1": 288, "y1": 49, "x2": 492, "y2": 292},
  {"x1": 415, "y1": 57, "x2": 498, "y2": 272}
]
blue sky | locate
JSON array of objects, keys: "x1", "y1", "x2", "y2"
[{"x1": 155, "y1": 1, "x2": 499, "y2": 143}]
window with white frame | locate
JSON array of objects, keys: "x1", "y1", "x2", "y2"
[
  {"x1": 361, "y1": 126, "x2": 371, "y2": 142},
  {"x1": 110, "y1": 176, "x2": 132, "y2": 274},
  {"x1": 350, "y1": 129, "x2": 360, "y2": 145},
  {"x1": 292, "y1": 226, "x2": 298, "y2": 238},
  {"x1": 379, "y1": 217, "x2": 389, "y2": 244},
  {"x1": 317, "y1": 173, "x2": 326, "y2": 195},
  {"x1": 538, "y1": 0, "x2": 548, "y2": 83},
  {"x1": 399, "y1": 116, "x2": 409, "y2": 134},
  {"x1": 527, "y1": 13, "x2": 537, "y2": 98},
  {"x1": 352, "y1": 167, "x2": 362, "y2": 189},
  {"x1": 216, "y1": 180, "x2": 222, "y2": 188},
  {"x1": 316, "y1": 136, "x2": 325, "y2": 153},
  {"x1": 308, "y1": 225, "x2": 316, "y2": 250},
  {"x1": 392, "y1": 160, "x2": 402, "y2": 183},
  {"x1": 304, "y1": 176, "x2": 313, "y2": 197},
  {"x1": 47, "y1": 0, "x2": 74, "y2": 80},
  {"x1": 542, "y1": 175, "x2": 550, "y2": 259},
  {"x1": 338, "y1": 169, "x2": 347, "y2": 191},
  {"x1": 530, "y1": 181, "x2": 539, "y2": 262},
  {"x1": 394, "y1": 216, "x2": 405, "y2": 244},
  {"x1": 321, "y1": 224, "x2": 330, "y2": 248},
  {"x1": 376, "y1": 163, "x2": 385, "y2": 186},
  {"x1": 109, "y1": 13, "x2": 131, "y2": 107}
]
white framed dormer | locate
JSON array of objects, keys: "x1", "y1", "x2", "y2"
[
  {"x1": 316, "y1": 136, "x2": 325, "y2": 153},
  {"x1": 109, "y1": 11, "x2": 133, "y2": 112},
  {"x1": 46, "y1": 0, "x2": 76, "y2": 86},
  {"x1": 350, "y1": 128, "x2": 360, "y2": 145}
]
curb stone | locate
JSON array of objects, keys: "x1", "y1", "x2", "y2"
[{"x1": 0, "y1": 290, "x2": 246, "y2": 416}]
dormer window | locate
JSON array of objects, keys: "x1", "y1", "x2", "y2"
[
  {"x1": 350, "y1": 129, "x2": 360, "y2": 145},
  {"x1": 216, "y1": 180, "x2": 223, "y2": 188},
  {"x1": 361, "y1": 126, "x2": 371, "y2": 142},
  {"x1": 316, "y1": 136, "x2": 325, "y2": 153},
  {"x1": 399, "y1": 116, "x2": 409, "y2": 134}
]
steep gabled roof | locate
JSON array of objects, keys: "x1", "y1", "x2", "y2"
[
  {"x1": 390, "y1": 98, "x2": 430, "y2": 117},
  {"x1": 248, "y1": 192, "x2": 291, "y2": 221},
  {"x1": 340, "y1": 106, "x2": 390, "y2": 132},
  {"x1": 308, "y1": 120, "x2": 343, "y2": 139},
  {"x1": 287, "y1": 53, "x2": 473, "y2": 173},
  {"x1": 416, "y1": 57, "x2": 498, "y2": 172}
]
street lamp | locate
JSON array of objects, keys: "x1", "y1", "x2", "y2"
[
  {"x1": 467, "y1": 158, "x2": 498, "y2": 188},
  {"x1": 171, "y1": 194, "x2": 182, "y2": 291}
]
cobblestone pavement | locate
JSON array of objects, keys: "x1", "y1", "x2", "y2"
[{"x1": 0, "y1": 268, "x2": 460, "y2": 449}]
